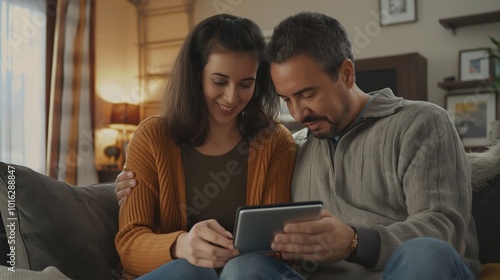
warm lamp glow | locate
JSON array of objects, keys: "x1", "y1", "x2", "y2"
[
  {"x1": 98, "y1": 83, "x2": 127, "y2": 103},
  {"x1": 97, "y1": 82, "x2": 144, "y2": 104},
  {"x1": 107, "y1": 103, "x2": 140, "y2": 169},
  {"x1": 109, "y1": 103, "x2": 140, "y2": 131}
]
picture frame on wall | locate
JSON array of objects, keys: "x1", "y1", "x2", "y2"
[
  {"x1": 445, "y1": 92, "x2": 497, "y2": 147},
  {"x1": 379, "y1": 0, "x2": 417, "y2": 26},
  {"x1": 459, "y1": 48, "x2": 491, "y2": 81}
]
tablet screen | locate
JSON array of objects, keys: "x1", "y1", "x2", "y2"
[{"x1": 233, "y1": 201, "x2": 323, "y2": 254}]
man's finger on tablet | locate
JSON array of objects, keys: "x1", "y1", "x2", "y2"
[
  {"x1": 283, "y1": 219, "x2": 321, "y2": 234},
  {"x1": 274, "y1": 232, "x2": 318, "y2": 246}
]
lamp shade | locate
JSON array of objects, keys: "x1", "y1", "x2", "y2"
[{"x1": 109, "y1": 103, "x2": 140, "y2": 130}]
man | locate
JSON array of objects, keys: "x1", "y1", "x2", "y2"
[{"x1": 115, "y1": 12, "x2": 480, "y2": 280}]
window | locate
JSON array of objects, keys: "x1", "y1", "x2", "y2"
[{"x1": 0, "y1": 0, "x2": 46, "y2": 173}]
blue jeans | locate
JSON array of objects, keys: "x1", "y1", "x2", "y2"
[
  {"x1": 136, "y1": 238, "x2": 475, "y2": 279},
  {"x1": 136, "y1": 254, "x2": 305, "y2": 280},
  {"x1": 383, "y1": 237, "x2": 477, "y2": 280}
]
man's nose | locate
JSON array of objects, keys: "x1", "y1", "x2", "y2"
[{"x1": 289, "y1": 100, "x2": 305, "y2": 123}]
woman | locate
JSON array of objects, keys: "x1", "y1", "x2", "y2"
[{"x1": 115, "y1": 14, "x2": 298, "y2": 279}]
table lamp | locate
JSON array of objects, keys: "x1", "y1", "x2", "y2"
[{"x1": 109, "y1": 103, "x2": 140, "y2": 169}]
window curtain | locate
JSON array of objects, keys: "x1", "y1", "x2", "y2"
[
  {"x1": 46, "y1": 0, "x2": 97, "y2": 185},
  {"x1": 0, "y1": 0, "x2": 47, "y2": 173}
]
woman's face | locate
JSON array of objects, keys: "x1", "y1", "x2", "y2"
[{"x1": 202, "y1": 52, "x2": 259, "y2": 129}]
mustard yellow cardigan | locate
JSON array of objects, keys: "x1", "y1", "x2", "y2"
[{"x1": 115, "y1": 116, "x2": 296, "y2": 276}]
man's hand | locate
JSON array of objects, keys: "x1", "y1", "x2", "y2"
[
  {"x1": 115, "y1": 170, "x2": 136, "y2": 207},
  {"x1": 173, "y1": 219, "x2": 239, "y2": 268},
  {"x1": 271, "y1": 210, "x2": 355, "y2": 263}
]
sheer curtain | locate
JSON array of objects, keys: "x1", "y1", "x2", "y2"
[
  {"x1": 0, "y1": 0, "x2": 46, "y2": 174},
  {"x1": 46, "y1": 0, "x2": 98, "y2": 185}
]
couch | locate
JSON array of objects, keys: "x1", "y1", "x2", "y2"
[{"x1": 0, "y1": 142, "x2": 499, "y2": 280}]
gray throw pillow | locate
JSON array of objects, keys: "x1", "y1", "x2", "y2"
[{"x1": 0, "y1": 162, "x2": 120, "y2": 280}]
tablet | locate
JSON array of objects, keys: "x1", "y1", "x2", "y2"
[{"x1": 233, "y1": 201, "x2": 323, "y2": 254}]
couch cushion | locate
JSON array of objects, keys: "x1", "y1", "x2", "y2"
[
  {"x1": 472, "y1": 174, "x2": 500, "y2": 264},
  {"x1": 468, "y1": 142, "x2": 500, "y2": 265},
  {"x1": 0, "y1": 265, "x2": 71, "y2": 280},
  {"x1": 0, "y1": 162, "x2": 120, "y2": 280}
]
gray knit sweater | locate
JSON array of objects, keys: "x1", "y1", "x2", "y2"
[{"x1": 291, "y1": 88, "x2": 480, "y2": 280}]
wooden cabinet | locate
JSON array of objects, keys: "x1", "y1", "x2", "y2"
[{"x1": 355, "y1": 52, "x2": 427, "y2": 101}]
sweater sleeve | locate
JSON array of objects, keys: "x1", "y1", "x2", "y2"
[
  {"x1": 115, "y1": 117, "x2": 184, "y2": 276},
  {"x1": 372, "y1": 105, "x2": 474, "y2": 270}
]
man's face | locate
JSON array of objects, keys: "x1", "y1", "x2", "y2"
[{"x1": 270, "y1": 54, "x2": 355, "y2": 139}]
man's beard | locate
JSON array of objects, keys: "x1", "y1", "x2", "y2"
[{"x1": 303, "y1": 115, "x2": 340, "y2": 139}]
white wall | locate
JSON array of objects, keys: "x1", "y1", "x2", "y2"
[
  {"x1": 95, "y1": 0, "x2": 138, "y2": 119},
  {"x1": 95, "y1": 0, "x2": 137, "y2": 167},
  {"x1": 196, "y1": 0, "x2": 500, "y2": 107}
]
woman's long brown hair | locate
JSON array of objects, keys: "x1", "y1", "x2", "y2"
[{"x1": 162, "y1": 14, "x2": 278, "y2": 146}]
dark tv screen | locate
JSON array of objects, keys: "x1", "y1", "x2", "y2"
[{"x1": 355, "y1": 69, "x2": 398, "y2": 96}]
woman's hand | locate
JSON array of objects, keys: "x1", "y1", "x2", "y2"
[
  {"x1": 173, "y1": 219, "x2": 240, "y2": 268},
  {"x1": 115, "y1": 171, "x2": 240, "y2": 267}
]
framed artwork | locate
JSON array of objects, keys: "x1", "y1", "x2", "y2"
[
  {"x1": 459, "y1": 48, "x2": 491, "y2": 81},
  {"x1": 379, "y1": 0, "x2": 417, "y2": 26},
  {"x1": 445, "y1": 92, "x2": 497, "y2": 147}
]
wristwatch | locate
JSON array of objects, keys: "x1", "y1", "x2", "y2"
[{"x1": 346, "y1": 226, "x2": 358, "y2": 261}]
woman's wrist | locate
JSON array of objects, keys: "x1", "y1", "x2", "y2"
[{"x1": 171, "y1": 232, "x2": 187, "y2": 259}]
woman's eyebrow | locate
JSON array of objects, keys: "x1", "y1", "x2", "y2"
[{"x1": 210, "y1": 73, "x2": 256, "y2": 81}]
